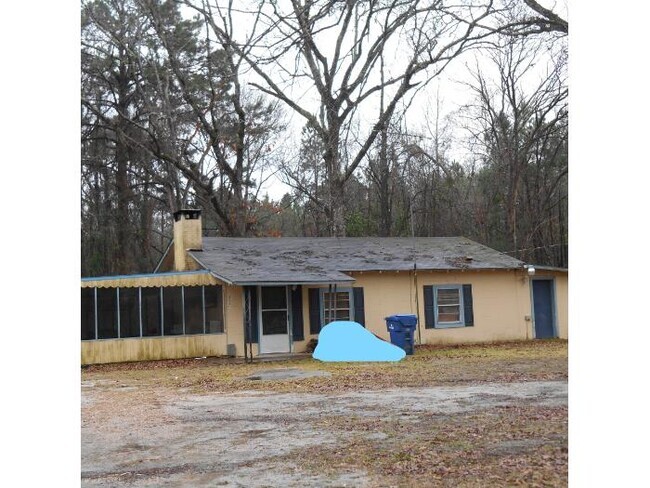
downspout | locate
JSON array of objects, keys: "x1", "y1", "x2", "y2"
[
  {"x1": 244, "y1": 287, "x2": 253, "y2": 363},
  {"x1": 414, "y1": 263, "x2": 421, "y2": 345}
]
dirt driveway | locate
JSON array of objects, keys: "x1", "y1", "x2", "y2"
[{"x1": 81, "y1": 341, "x2": 568, "y2": 487}]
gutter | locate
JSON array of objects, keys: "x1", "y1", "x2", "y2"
[
  {"x1": 81, "y1": 269, "x2": 211, "y2": 281},
  {"x1": 233, "y1": 279, "x2": 356, "y2": 286}
]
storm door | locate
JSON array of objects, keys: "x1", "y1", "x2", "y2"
[{"x1": 258, "y1": 286, "x2": 291, "y2": 353}]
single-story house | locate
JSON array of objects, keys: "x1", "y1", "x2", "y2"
[{"x1": 81, "y1": 209, "x2": 567, "y2": 365}]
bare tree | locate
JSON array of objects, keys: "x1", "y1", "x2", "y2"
[
  {"x1": 183, "y1": 0, "x2": 502, "y2": 236},
  {"x1": 494, "y1": 0, "x2": 567, "y2": 37},
  {"x1": 139, "y1": 0, "x2": 286, "y2": 236},
  {"x1": 464, "y1": 35, "x2": 567, "y2": 259}
]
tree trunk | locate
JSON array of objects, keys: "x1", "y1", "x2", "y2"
[{"x1": 323, "y1": 123, "x2": 346, "y2": 237}]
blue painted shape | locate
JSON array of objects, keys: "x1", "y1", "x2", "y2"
[
  {"x1": 533, "y1": 280, "x2": 556, "y2": 339},
  {"x1": 313, "y1": 321, "x2": 406, "y2": 362}
]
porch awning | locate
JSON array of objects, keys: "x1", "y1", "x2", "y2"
[{"x1": 81, "y1": 270, "x2": 220, "y2": 288}]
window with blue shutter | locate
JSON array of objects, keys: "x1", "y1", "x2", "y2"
[
  {"x1": 424, "y1": 285, "x2": 435, "y2": 329},
  {"x1": 308, "y1": 288, "x2": 322, "y2": 334},
  {"x1": 352, "y1": 288, "x2": 365, "y2": 327},
  {"x1": 244, "y1": 286, "x2": 259, "y2": 343},
  {"x1": 291, "y1": 286, "x2": 304, "y2": 341},
  {"x1": 424, "y1": 284, "x2": 474, "y2": 329},
  {"x1": 462, "y1": 284, "x2": 474, "y2": 327}
]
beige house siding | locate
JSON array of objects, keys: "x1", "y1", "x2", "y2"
[
  {"x1": 555, "y1": 272, "x2": 568, "y2": 339},
  {"x1": 418, "y1": 269, "x2": 532, "y2": 344},
  {"x1": 277, "y1": 268, "x2": 566, "y2": 354},
  {"x1": 302, "y1": 269, "x2": 537, "y2": 346},
  {"x1": 222, "y1": 285, "x2": 260, "y2": 357},
  {"x1": 81, "y1": 335, "x2": 229, "y2": 364},
  {"x1": 81, "y1": 268, "x2": 567, "y2": 364}
]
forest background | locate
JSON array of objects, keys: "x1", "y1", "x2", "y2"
[{"x1": 81, "y1": 0, "x2": 568, "y2": 276}]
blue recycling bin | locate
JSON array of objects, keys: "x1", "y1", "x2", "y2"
[{"x1": 385, "y1": 314, "x2": 418, "y2": 355}]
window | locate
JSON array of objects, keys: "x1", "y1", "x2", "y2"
[
  {"x1": 119, "y1": 288, "x2": 140, "y2": 338},
  {"x1": 425, "y1": 284, "x2": 474, "y2": 329},
  {"x1": 321, "y1": 288, "x2": 353, "y2": 324},
  {"x1": 436, "y1": 287, "x2": 462, "y2": 324},
  {"x1": 81, "y1": 288, "x2": 96, "y2": 340}
]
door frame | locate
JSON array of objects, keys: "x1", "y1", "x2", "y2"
[
  {"x1": 257, "y1": 285, "x2": 292, "y2": 354},
  {"x1": 530, "y1": 277, "x2": 558, "y2": 339}
]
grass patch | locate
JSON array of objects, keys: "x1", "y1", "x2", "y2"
[{"x1": 82, "y1": 339, "x2": 567, "y2": 394}]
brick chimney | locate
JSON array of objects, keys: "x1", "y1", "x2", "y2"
[{"x1": 172, "y1": 209, "x2": 203, "y2": 271}]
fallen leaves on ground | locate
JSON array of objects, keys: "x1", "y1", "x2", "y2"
[
  {"x1": 82, "y1": 340, "x2": 567, "y2": 395},
  {"x1": 303, "y1": 405, "x2": 567, "y2": 487}
]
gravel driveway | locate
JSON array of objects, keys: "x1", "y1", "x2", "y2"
[{"x1": 81, "y1": 379, "x2": 567, "y2": 487}]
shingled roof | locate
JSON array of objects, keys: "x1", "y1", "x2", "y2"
[{"x1": 187, "y1": 237, "x2": 524, "y2": 285}]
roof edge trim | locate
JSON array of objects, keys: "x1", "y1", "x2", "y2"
[
  {"x1": 233, "y1": 279, "x2": 356, "y2": 286},
  {"x1": 188, "y1": 252, "x2": 234, "y2": 285},
  {"x1": 81, "y1": 270, "x2": 211, "y2": 282}
]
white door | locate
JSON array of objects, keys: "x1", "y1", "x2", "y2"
[{"x1": 258, "y1": 286, "x2": 291, "y2": 354}]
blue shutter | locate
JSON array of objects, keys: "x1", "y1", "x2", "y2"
[
  {"x1": 308, "y1": 288, "x2": 322, "y2": 334},
  {"x1": 462, "y1": 284, "x2": 474, "y2": 327},
  {"x1": 244, "y1": 286, "x2": 259, "y2": 343},
  {"x1": 424, "y1": 285, "x2": 435, "y2": 329},
  {"x1": 291, "y1": 286, "x2": 304, "y2": 341},
  {"x1": 353, "y1": 288, "x2": 365, "y2": 327}
]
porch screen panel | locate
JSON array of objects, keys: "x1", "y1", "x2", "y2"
[
  {"x1": 163, "y1": 287, "x2": 183, "y2": 335},
  {"x1": 291, "y1": 285, "x2": 304, "y2": 341},
  {"x1": 261, "y1": 286, "x2": 286, "y2": 309},
  {"x1": 141, "y1": 287, "x2": 161, "y2": 336},
  {"x1": 262, "y1": 311, "x2": 287, "y2": 334},
  {"x1": 184, "y1": 286, "x2": 204, "y2": 334},
  {"x1": 119, "y1": 288, "x2": 140, "y2": 338},
  {"x1": 81, "y1": 288, "x2": 95, "y2": 340},
  {"x1": 205, "y1": 285, "x2": 224, "y2": 333},
  {"x1": 96, "y1": 288, "x2": 118, "y2": 339}
]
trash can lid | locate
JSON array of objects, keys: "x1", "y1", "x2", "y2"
[{"x1": 385, "y1": 314, "x2": 417, "y2": 320}]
